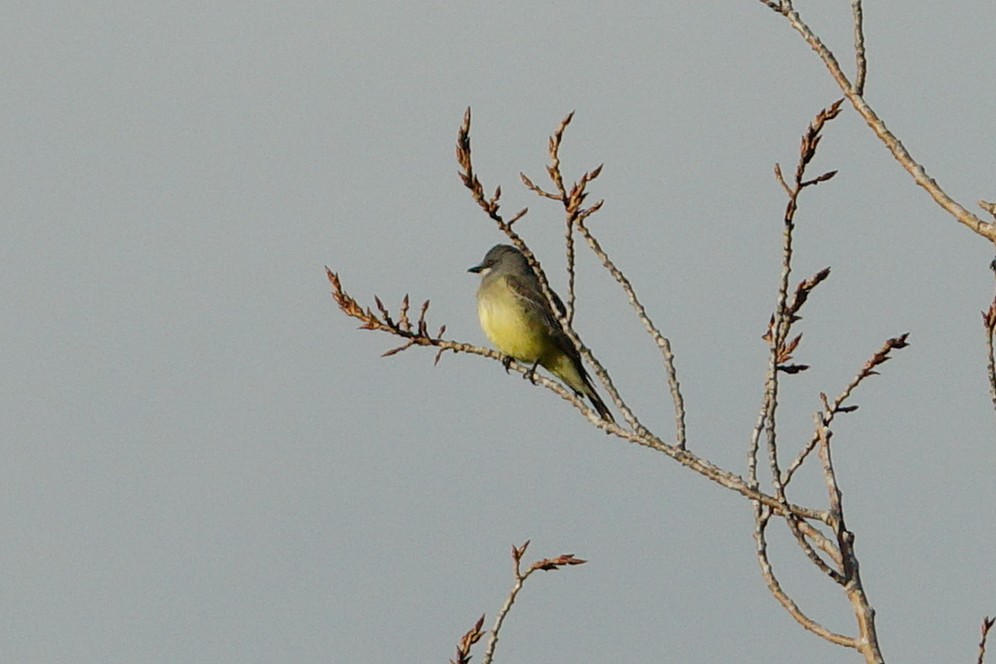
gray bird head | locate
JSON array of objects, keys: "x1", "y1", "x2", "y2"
[{"x1": 467, "y1": 244, "x2": 530, "y2": 277}]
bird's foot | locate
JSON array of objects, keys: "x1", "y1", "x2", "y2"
[
  {"x1": 523, "y1": 362, "x2": 540, "y2": 384},
  {"x1": 501, "y1": 355, "x2": 513, "y2": 373}
]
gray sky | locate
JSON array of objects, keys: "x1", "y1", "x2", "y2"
[{"x1": 3, "y1": 2, "x2": 994, "y2": 662}]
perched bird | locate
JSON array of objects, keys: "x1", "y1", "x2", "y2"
[{"x1": 468, "y1": 244, "x2": 614, "y2": 422}]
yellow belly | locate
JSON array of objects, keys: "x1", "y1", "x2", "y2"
[
  {"x1": 476, "y1": 277, "x2": 587, "y2": 395},
  {"x1": 477, "y1": 286, "x2": 550, "y2": 362}
]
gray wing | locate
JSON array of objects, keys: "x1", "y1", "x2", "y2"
[
  {"x1": 505, "y1": 273, "x2": 613, "y2": 421},
  {"x1": 505, "y1": 274, "x2": 580, "y2": 358}
]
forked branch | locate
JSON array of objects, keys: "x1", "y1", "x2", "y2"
[
  {"x1": 521, "y1": 114, "x2": 687, "y2": 448},
  {"x1": 334, "y1": 99, "x2": 912, "y2": 663},
  {"x1": 760, "y1": 0, "x2": 996, "y2": 242},
  {"x1": 747, "y1": 100, "x2": 904, "y2": 663},
  {"x1": 447, "y1": 541, "x2": 586, "y2": 664}
]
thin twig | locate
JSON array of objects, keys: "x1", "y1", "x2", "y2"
[
  {"x1": 575, "y1": 223, "x2": 686, "y2": 448},
  {"x1": 753, "y1": 505, "x2": 857, "y2": 647},
  {"x1": 521, "y1": 115, "x2": 607, "y2": 339},
  {"x1": 984, "y1": 265, "x2": 996, "y2": 412},
  {"x1": 797, "y1": 519, "x2": 844, "y2": 567},
  {"x1": 783, "y1": 334, "x2": 910, "y2": 485},
  {"x1": 987, "y1": 321, "x2": 996, "y2": 413},
  {"x1": 519, "y1": 117, "x2": 641, "y2": 434},
  {"x1": 841, "y1": 532, "x2": 881, "y2": 659},
  {"x1": 453, "y1": 109, "x2": 843, "y2": 517},
  {"x1": 565, "y1": 221, "x2": 577, "y2": 324},
  {"x1": 618, "y1": 425, "x2": 827, "y2": 520},
  {"x1": 750, "y1": 97, "x2": 885, "y2": 662},
  {"x1": 449, "y1": 615, "x2": 485, "y2": 664},
  {"x1": 851, "y1": 0, "x2": 867, "y2": 95},
  {"x1": 523, "y1": 112, "x2": 583, "y2": 324},
  {"x1": 459, "y1": 110, "x2": 618, "y2": 427},
  {"x1": 816, "y1": 419, "x2": 884, "y2": 663},
  {"x1": 755, "y1": 102, "x2": 846, "y2": 584},
  {"x1": 481, "y1": 541, "x2": 585, "y2": 664},
  {"x1": 764, "y1": 4, "x2": 996, "y2": 242},
  {"x1": 333, "y1": 257, "x2": 832, "y2": 520},
  {"x1": 978, "y1": 616, "x2": 996, "y2": 664}
]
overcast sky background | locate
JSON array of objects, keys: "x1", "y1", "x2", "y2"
[{"x1": 4, "y1": 2, "x2": 995, "y2": 662}]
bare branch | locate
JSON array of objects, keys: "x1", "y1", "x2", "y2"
[
  {"x1": 519, "y1": 171, "x2": 560, "y2": 201},
  {"x1": 328, "y1": 268, "x2": 451, "y2": 358},
  {"x1": 564, "y1": 214, "x2": 577, "y2": 324},
  {"x1": 787, "y1": 267, "x2": 832, "y2": 319},
  {"x1": 851, "y1": 0, "x2": 867, "y2": 95},
  {"x1": 745, "y1": 97, "x2": 892, "y2": 662},
  {"x1": 753, "y1": 99, "x2": 843, "y2": 520},
  {"x1": 449, "y1": 614, "x2": 485, "y2": 664},
  {"x1": 332, "y1": 265, "x2": 828, "y2": 522},
  {"x1": 796, "y1": 519, "x2": 844, "y2": 567},
  {"x1": 784, "y1": 334, "x2": 910, "y2": 484},
  {"x1": 456, "y1": 107, "x2": 531, "y2": 233},
  {"x1": 986, "y1": 317, "x2": 996, "y2": 413},
  {"x1": 753, "y1": 505, "x2": 857, "y2": 647},
  {"x1": 815, "y1": 423, "x2": 844, "y2": 552},
  {"x1": 816, "y1": 422, "x2": 884, "y2": 663},
  {"x1": 546, "y1": 111, "x2": 574, "y2": 202},
  {"x1": 575, "y1": 223, "x2": 685, "y2": 446},
  {"x1": 767, "y1": 5, "x2": 996, "y2": 242},
  {"x1": 481, "y1": 541, "x2": 586, "y2": 664},
  {"x1": 521, "y1": 117, "x2": 608, "y2": 325},
  {"x1": 979, "y1": 616, "x2": 996, "y2": 664},
  {"x1": 984, "y1": 267, "x2": 996, "y2": 412}
]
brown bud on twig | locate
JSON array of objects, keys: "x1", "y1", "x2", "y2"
[
  {"x1": 977, "y1": 616, "x2": 995, "y2": 664},
  {"x1": 512, "y1": 540, "x2": 530, "y2": 564},
  {"x1": 327, "y1": 267, "x2": 449, "y2": 359},
  {"x1": 529, "y1": 554, "x2": 587, "y2": 572},
  {"x1": 983, "y1": 301, "x2": 996, "y2": 332},
  {"x1": 788, "y1": 267, "x2": 832, "y2": 317},
  {"x1": 450, "y1": 614, "x2": 486, "y2": 664}
]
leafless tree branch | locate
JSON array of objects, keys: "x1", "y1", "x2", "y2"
[
  {"x1": 575, "y1": 222, "x2": 688, "y2": 449},
  {"x1": 449, "y1": 615, "x2": 485, "y2": 664},
  {"x1": 978, "y1": 616, "x2": 995, "y2": 664},
  {"x1": 479, "y1": 541, "x2": 586, "y2": 664},
  {"x1": 984, "y1": 265, "x2": 996, "y2": 413},
  {"x1": 783, "y1": 334, "x2": 910, "y2": 485},
  {"x1": 753, "y1": 506, "x2": 857, "y2": 647},
  {"x1": 759, "y1": 0, "x2": 996, "y2": 243}
]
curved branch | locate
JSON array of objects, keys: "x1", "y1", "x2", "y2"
[
  {"x1": 575, "y1": 223, "x2": 688, "y2": 449},
  {"x1": 769, "y1": 4, "x2": 996, "y2": 242},
  {"x1": 753, "y1": 506, "x2": 857, "y2": 648}
]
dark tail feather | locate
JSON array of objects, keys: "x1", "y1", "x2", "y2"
[
  {"x1": 580, "y1": 371, "x2": 614, "y2": 423},
  {"x1": 588, "y1": 389, "x2": 614, "y2": 423}
]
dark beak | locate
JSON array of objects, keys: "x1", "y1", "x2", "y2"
[{"x1": 468, "y1": 263, "x2": 484, "y2": 273}]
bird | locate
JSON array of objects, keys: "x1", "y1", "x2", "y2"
[{"x1": 468, "y1": 244, "x2": 614, "y2": 422}]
